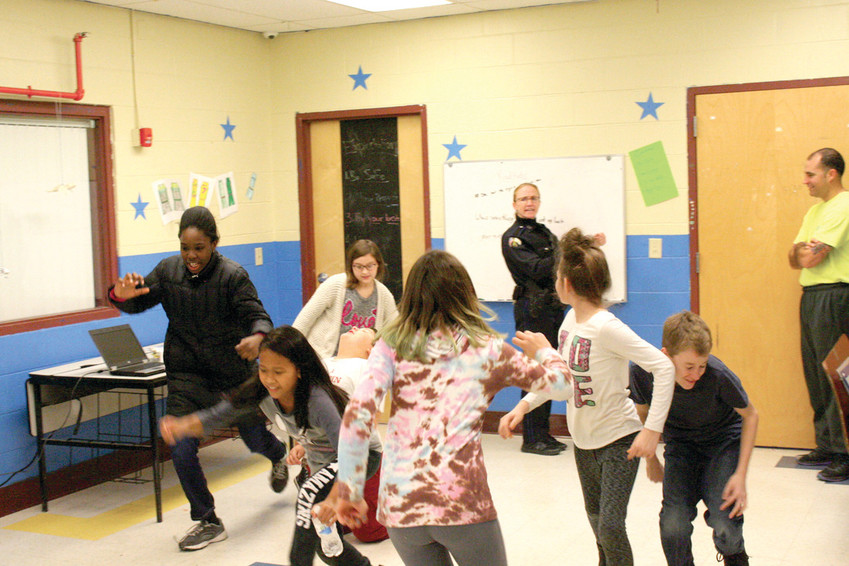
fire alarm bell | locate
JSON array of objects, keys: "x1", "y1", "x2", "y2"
[{"x1": 139, "y1": 127, "x2": 152, "y2": 147}]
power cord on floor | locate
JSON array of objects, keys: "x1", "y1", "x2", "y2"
[{"x1": 0, "y1": 372, "x2": 97, "y2": 488}]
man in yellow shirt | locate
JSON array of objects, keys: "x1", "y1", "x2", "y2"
[{"x1": 788, "y1": 147, "x2": 849, "y2": 482}]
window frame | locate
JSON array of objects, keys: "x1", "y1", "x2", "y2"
[{"x1": 0, "y1": 100, "x2": 118, "y2": 336}]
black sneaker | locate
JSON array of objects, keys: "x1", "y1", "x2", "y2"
[
  {"x1": 797, "y1": 448, "x2": 836, "y2": 467},
  {"x1": 177, "y1": 520, "x2": 227, "y2": 551},
  {"x1": 718, "y1": 551, "x2": 749, "y2": 565},
  {"x1": 521, "y1": 440, "x2": 561, "y2": 456},
  {"x1": 294, "y1": 465, "x2": 310, "y2": 492},
  {"x1": 270, "y1": 459, "x2": 289, "y2": 493},
  {"x1": 817, "y1": 455, "x2": 849, "y2": 482},
  {"x1": 545, "y1": 435, "x2": 568, "y2": 452}
]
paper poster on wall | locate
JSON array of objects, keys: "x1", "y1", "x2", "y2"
[
  {"x1": 246, "y1": 172, "x2": 257, "y2": 200},
  {"x1": 188, "y1": 173, "x2": 215, "y2": 208},
  {"x1": 151, "y1": 179, "x2": 185, "y2": 224},
  {"x1": 215, "y1": 172, "x2": 238, "y2": 218},
  {"x1": 629, "y1": 141, "x2": 679, "y2": 206}
]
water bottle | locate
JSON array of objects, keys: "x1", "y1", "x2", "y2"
[{"x1": 312, "y1": 511, "x2": 343, "y2": 557}]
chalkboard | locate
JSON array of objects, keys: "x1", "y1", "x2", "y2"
[
  {"x1": 340, "y1": 118, "x2": 403, "y2": 299},
  {"x1": 443, "y1": 155, "x2": 626, "y2": 302}
]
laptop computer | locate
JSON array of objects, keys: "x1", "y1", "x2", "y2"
[{"x1": 88, "y1": 324, "x2": 165, "y2": 377}]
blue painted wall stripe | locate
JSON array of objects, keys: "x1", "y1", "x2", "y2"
[{"x1": 0, "y1": 235, "x2": 689, "y2": 484}]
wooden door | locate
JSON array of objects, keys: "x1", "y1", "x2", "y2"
[
  {"x1": 693, "y1": 81, "x2": 849, "y2": 447},
  {"x1": 296, "y1": 107, "x2": 430, "y2": 300}
]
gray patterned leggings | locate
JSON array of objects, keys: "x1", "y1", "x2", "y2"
[
  {"x1": 574, "y1": 432, "x2": 640, "y2": 566},
  {"x1": 386, "y1": 519, "x2": 508, "y2": 566}
]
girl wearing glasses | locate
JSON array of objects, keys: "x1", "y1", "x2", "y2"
[{"x1": 294, "y1": 239, "x2": 398, "y2": 358}]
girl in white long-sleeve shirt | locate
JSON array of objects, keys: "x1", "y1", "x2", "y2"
[{"x1": 500, "y1": 228, "x2": 675, "y2": 566}]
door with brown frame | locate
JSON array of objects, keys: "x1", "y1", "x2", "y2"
[
  {"x1": 690, "y1": 78, "x2": 849, "y2": 448},
  {"x1": 296, "y1": 106, "x2": 430, "y2": 301},
  {"x1": 295, "y1": 106, "x2": 431, "y2": 422}
]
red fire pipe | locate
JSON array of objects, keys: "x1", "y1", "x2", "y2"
[{"x1": 0, "y1": 33, "x2": 86, "y2": 101}]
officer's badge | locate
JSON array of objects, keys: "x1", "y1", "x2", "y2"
[{"x1": 509, "y1": 237, "x2": 522, "y2": 247}]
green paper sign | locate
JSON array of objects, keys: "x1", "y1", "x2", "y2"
[{"x1": 629, "y1": 141, "x2": 679, "y2": 206}]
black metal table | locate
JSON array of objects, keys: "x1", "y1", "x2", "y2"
[{"x1": 27, "y1": 356, "x2": 166, "y2": 522}]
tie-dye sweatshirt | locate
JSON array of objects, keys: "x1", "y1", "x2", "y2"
[{"x1": 337, "y1": 329, "x2": 573, "y2": 528}]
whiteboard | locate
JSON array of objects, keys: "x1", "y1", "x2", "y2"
[{"x1": 443, "y1": 155, "x2": 626, "y2": 302}]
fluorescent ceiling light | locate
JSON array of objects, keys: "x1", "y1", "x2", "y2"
[{"x1": 331, "y1": 0, "x2": 451, "y2": 11}]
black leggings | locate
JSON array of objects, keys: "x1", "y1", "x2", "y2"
[{"x1": 290, "y1": 452, "x2": 381, "y2": 566}]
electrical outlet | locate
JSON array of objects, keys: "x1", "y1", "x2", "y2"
[
  {"x1": 649, "y1": 238, "x2": 663, "y2": 259},
  {"x1": 255, "y1": 247, "x2": 263, "y2": 266}
]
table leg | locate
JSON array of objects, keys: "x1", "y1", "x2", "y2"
[
  {"x1": 147, "y1": 387, "x2": 162, "y2": 523},
  {"x1": 33, "y1": 383, "x2": 49, "y2": 512}
]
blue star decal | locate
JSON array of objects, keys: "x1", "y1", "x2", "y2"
[
  {"x1": 443, "y1": 135, "x2": 467, "y2": 161},
  {"x1": 636, "y1": 92, "x2": 664, "y2": 120},
  {"x1": 349, "y1": 66, "x2": 371, "y2": 90},
  {"x1": 221, "y1": 116, "x2": 236, "y2": 140},
  {"x1": 131, "y1": 194, "x2": 149, "y2": 219}
]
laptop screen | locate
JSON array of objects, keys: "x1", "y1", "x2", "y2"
[{"x1": 89, "y1": 324, "x2": 148, "y2": 368}]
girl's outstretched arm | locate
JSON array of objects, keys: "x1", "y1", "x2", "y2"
[
  {"x1": 601, "y1": 317, "x2": 675, "y2": 459},
  {"x1": 286, "y1": 443, "x2": 305, "y2": 466},
  {"x1": 626, "y1": 428, "x2": 662, "y2": 460},
  {"x1": 111, "y1": 272, "x2": 150, "y2": 300},
  {"x1": 498, "y1": 400, "x2": 530, "y2": 439},
  {"x1": 511, "y1": 330, "x2": 551, "y2": 360},
  {"x1": 335, "y1": 497, "x2": 369, "y2": 529},
  {"x1": 159, "y1": 414, "x2": 203, "y2": 444},
  {"x1": 160, "y1": 399, "x2": 240, "y2": 444},
  {"x1": 337, "y1": 340, "x2": 392, "y2": 506},
  {"x1": 313, "y1": 482, "x2": 342, "y2": 525}
]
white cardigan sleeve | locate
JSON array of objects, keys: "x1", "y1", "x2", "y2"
[
  {"x1": 292, "y1": 273, "x2": 346, "y2": 358},
  {"x1": 374, "y1": 281, "x2": 398, "y2": 329}
]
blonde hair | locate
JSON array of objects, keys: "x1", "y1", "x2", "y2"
[
  {"x1": 662, "y1": 310, "x2": 712, "y2": 356},
  {"x1": 380, "y1": 250, "x2": 498, "y2": 362},
  {"x1": 513, "y1": 182, "x2": 539, "y2": 201}
]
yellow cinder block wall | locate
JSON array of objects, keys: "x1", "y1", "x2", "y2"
[{"x1": 3, "y1": 0, "x2": 848, "y2": 250}]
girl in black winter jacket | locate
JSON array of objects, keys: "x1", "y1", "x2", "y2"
[{"x1": 110, "y1": 206, "x2": 288, "y2": 551}]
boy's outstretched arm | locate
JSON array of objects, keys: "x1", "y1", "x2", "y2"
[{"x1": 720, "y1": 403, "x2": 759, "y2": 518}]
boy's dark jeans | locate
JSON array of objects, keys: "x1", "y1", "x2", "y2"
[{"x1": 659, "y1": 437, "x2": 745, "y2": 566}]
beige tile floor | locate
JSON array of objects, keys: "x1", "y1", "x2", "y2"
[{"x1": 1, "y1": 429, "x2": 847, "y2": 565}]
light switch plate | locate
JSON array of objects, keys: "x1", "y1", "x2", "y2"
[
  {"x1": 255, "y1": 247, "x2": 263, "y2": 266},
  {"x1": 649, "y1": 238, "x2": 662, "y2": 259}
]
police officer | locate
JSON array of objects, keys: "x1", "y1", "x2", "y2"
[{"x1": 501, "y1": 182, "x2": 567, "y2": 455}]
